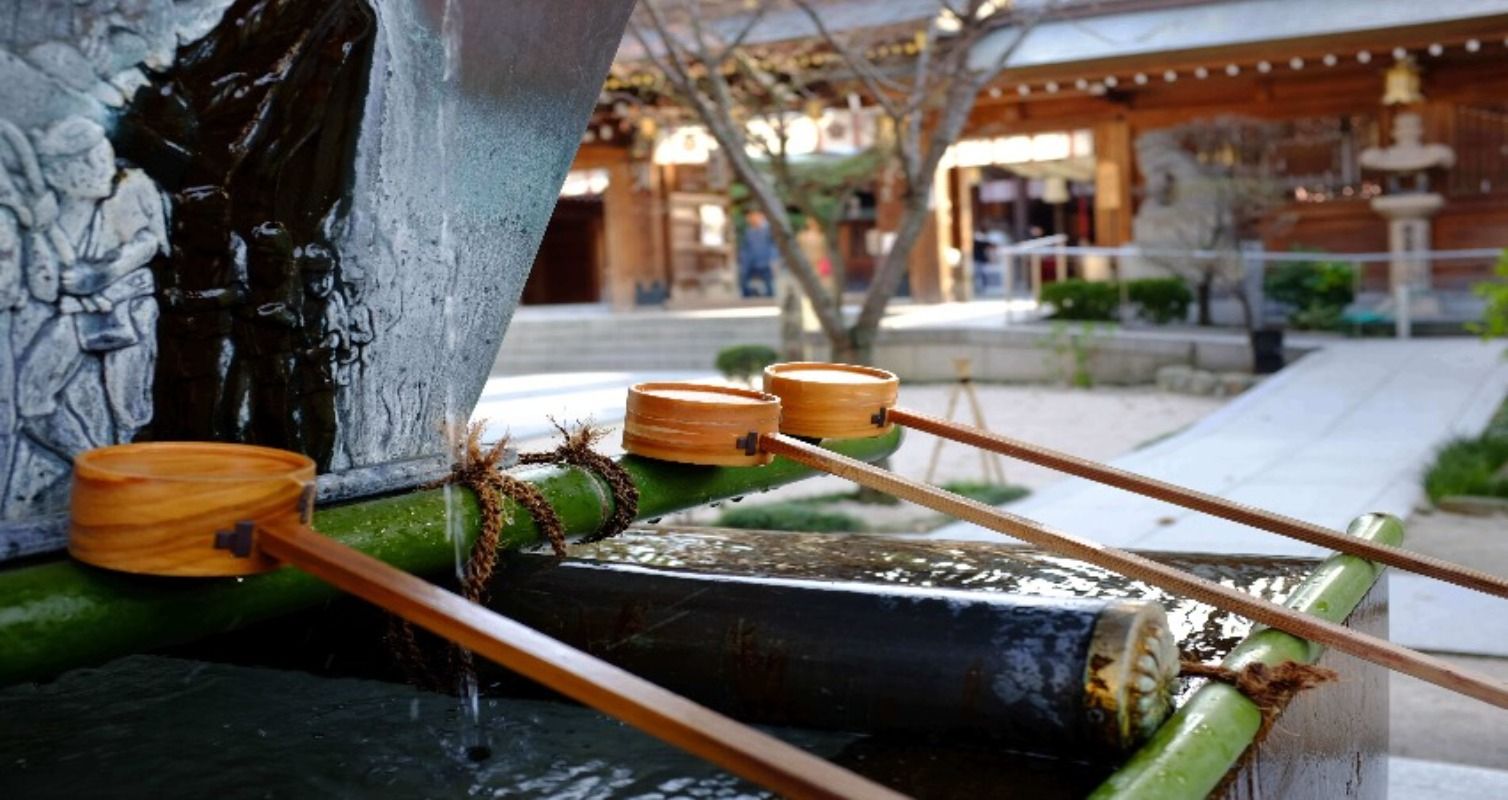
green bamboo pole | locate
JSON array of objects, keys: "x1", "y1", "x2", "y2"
[
  {"x1": 0, "y1": 431, "x2": 901, "y2": 686},
  {"x1": 1090, "y1": 512, "x2": 1405, "y2": 800}
]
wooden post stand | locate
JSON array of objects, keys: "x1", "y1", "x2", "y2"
[{"x1": 922, "y1": 357, "x2": 1008, "y2": 487}]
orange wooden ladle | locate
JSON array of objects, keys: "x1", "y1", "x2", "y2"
[
  {"x1": 737, "y1": 362, "x2": 1508, "y2": 712},
  {"x1": 67, "y1": 441, "x2": 905, "y2": 800}
]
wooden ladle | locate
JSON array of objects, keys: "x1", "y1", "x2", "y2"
[
  {"x1": 617, "y1": 370, "x2": 1508, "y2": 712},
  {"x1": 759, "y1": 362, "x2": 1508, "y2": 602},
  {"x1": 67, "y1": 442, "x2": 906, "y2": 800}
]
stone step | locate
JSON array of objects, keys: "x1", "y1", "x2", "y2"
[{"x1": 495, "y1": 307, "x2": 781, "y2": 374}]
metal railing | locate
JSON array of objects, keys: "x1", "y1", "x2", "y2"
[{"x1": 973, "y1": 243, "x2": 1503, "y2": 338}]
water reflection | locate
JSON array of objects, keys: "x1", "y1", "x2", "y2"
[
  {"x1": 0, "y1": 655, "x2": 812, "y2": 799},
  {"x1": 569, "y1": 528, "x2": 1317, "y2": 699}
]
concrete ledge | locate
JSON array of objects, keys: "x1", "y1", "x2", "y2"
[
  {"x1": 497, "y1": 301, "x2": 1327, "y2": 383},
  {"x1": 870, "y1": 325, "x2": 1315, "y2": 384},
  {"x1": 1435, "y1": 495, "x2": 1508, "y2": 516},
  {"x1": 1390, "y1": 757, "x2": 1508, "y2": 799}
]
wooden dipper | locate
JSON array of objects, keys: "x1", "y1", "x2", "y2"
[
  {"x1": 614, "y1": 381, "x2": 1508, "y2": 712},
  {"x1": 622, "y1": 382, "x2": 781, "y2": 466},
  {"x1": 64, "y1": 440, "x2": 907, "y2": 800},
  {"x1": 69, "y1": 442, "x2": 314, "y2": 577},
  {"x1": 762, "y1": 362, "x2": 898, "y2": 439}
]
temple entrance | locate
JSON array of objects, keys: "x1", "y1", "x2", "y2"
[{"x1": 522, "y1": 196, "x2": 604, "y2": 305}]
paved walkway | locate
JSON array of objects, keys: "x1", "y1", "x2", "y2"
[{"x1": 930, "y1": 337, "x2": 1508, "y2": 555}]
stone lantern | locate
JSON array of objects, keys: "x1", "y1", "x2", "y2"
[{"x1": 1359, "y1": 60, "x2": 1455, "y2": 323}]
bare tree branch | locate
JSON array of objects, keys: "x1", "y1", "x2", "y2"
[
  {"x1": 627, "y1": 0, "x2": 1060, "y2": 361},
  {"x1": 790, "y1": 0, "x2": 909, "y2": 113}
]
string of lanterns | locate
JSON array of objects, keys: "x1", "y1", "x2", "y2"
[
  {"x1": 597, "y1": 33, "x2": 1504, "y2": 144},
  {"x1": 986, "y1": 37, "x2": 1507, "y2": 100},
  {"x1": 607, "y1": 36, "x2": 1504, "y2": 96}
]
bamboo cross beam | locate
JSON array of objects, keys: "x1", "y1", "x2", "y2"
[
  {"x1": 759, "y1": 432, "x2": 1508, "y2": 712},
  {"x1": 257, "y1": 521, "x2": 909, "y2": 800},
  {"x1": 884, "y1": 406, "x2": 1508, "y2": 603}
]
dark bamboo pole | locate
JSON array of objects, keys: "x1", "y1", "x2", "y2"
[
  {"x1": 886, "y1": 406, "x2": 1508, "y2": 601},
  {"x1": 760, "y1": 432, "x2": 1508, "y2": 712},
  {"x1": 258, "y1": 521, "x2": 908, "y2": 800}
]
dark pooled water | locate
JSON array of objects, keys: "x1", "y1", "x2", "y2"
[{"x1": 0, "y1": 654, "x2": 819, "y2": 799}]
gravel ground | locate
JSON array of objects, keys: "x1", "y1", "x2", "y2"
[{"x1": 654, "y1": 382, "x2": 1229, "y2": 531}]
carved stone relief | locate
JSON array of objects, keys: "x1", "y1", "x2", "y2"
[
  {"x1": 1, "y1": 0, "x2": 380, "y2": 519},
  {"x1": 121, "y1": 0, "x2": 378, "y2": 470},
  {"x1": 0, "y1": 1, "x2": 226, "y2": 518},
  {"x1": 2, "y1": 0, "x2": 637, "y2": 533}
]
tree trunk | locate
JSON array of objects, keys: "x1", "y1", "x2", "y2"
[
  {"x1": 780, "y1": 288, "x2": 806, "y2": 362},
  {"x1": 1196, "y1": 275, "x2": 1214, "y2": 326}
]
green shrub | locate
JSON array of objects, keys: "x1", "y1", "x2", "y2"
[
  {"x1": 940, "y1": 481, "x2": 1029, "y2": 506},
  {"x1": 1040, "y1": 279, "x2": 1119, "y2": 321},
  {"x1": 1469, "y1": 249, "x2": 1508, "y2": 342},
  {"x1": 715, "y1": 344, "x2": 780, "y2": 385},
  {"x1": 1427, "y1": 395, "x2": 1508, "y2": 500},
  {"x1": 1042, "y1": 320, "x2": 1107, "y2": 389},
  {"x1": 715, "y1": 503, "x2": 867, "y2": 532},
  {"x1": 1126, "y1": 278, "x2": 1192, "y2": 324},
  {"x1": 1288, "y1": 304, "x2": 1347, "y2": 332},
  {"x1": 1423, "y1": 436, "x2": 1508, "y2": 502},
  {"x1": 1265, "y1": 251, "x2": 1356, "y2": 330}
]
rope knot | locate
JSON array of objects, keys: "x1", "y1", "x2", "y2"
[
  {"x1": 391, "y1": 419, "x2": 637, "y2": 692},
  {"x1": 518, "y1": 420, "x2": 640, "y2": 544},
  {"x1": 1181, "y1": 659, "x2": 1338, "y2": 739}
]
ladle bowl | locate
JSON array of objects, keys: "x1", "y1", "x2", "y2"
[
  {"x1": 762, "y1": 362, "x2": 898, "y2": 439},
  {"x1": 69, "y1": 442, "x2": 315, "y2": 577},
  {"x1": 622, "y1": 383, "x2": 781, "y2": 467}
]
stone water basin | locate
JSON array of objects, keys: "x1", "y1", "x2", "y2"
[{"x1": 1, "y1": 526, "x2": 1390, "y2": 799}]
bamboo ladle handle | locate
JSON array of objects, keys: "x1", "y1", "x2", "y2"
[
  {"x1": 256, "y1": 520, "x2": 907, "y2": 800},
  {"x1": 884, "y1": 406, "x2": 1508, "y2": 602},
  {"x1": 758, "y1": 432, "x2": 1508, "y2": 712}
]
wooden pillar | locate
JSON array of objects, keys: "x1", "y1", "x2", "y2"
[
  {"x1": 906, "y1": 167, "x2": 953, "y2": 303},
  {"x1": 954, "y1": 166, "x2": 977, "y2": 301},
  {"x1": 600, "y1": 155, "x2": 666, "y2": 309},
  {"x1": 1093, "y1": 119, "x2": 1134, "y2": 246}
]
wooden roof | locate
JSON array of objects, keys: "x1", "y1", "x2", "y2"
[{"x1": 973, "y1": 0, "x2": 1508, "y2": 80}]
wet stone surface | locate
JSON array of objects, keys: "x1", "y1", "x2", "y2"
[{"x1": 569, "y1": 528, "x2": 1316, "y2": 676}]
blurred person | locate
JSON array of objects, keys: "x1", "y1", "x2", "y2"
[{"x1": 738, "y1": 209, "x2": 776, "y2": 297}]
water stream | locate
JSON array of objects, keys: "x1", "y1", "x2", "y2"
[{"x1": 433, "y1": 0, "x2": 491, "y2": 764}]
